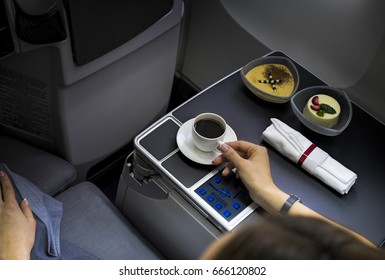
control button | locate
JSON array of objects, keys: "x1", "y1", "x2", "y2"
[
  {"x1": 223, "y1": 210, "x2": 232, "y2": 218},
  {"x1": 221, "y1": 188, "x2": 231, "y2": 197},
  {"x1": 232, "y1": 202, "x2": 241, "y2": 210},
  {"x1": 206, "y1": 195, "x2": 215, "y2": 203},
  {"x1": 214, "y1": 202, "x2": 223, "y2": 210},
  {"x1": 213, "y1": 177, "x2": 222, "y2": 184},
  {"x1": 198, "y1": 188, "x2": 207, "y2": 196}
]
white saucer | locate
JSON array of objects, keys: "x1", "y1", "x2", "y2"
[{"x1": 176, "y1": 119, "x2": 237, "y2": 165}]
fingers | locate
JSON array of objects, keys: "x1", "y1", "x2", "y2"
[
  {"x1": 212, "y1": 141, "x2": 264, "y2": 175},
  {"x1": 217, "y1": 143, "x2": 242, "y2": 165},
  {"x1": 0, "y1": 171, "x2": 36, "y2": 227},
  {"x1": 0, "y1": 172, "x2": 2, "y2": 204},
  {"x1": 216, "y1": 141, "x2": 258, "y2": 164},
  {"x1": 221, "y1": 163, "x2": 235, "y2": 176},
  {"x1": 227, "y1": 141, "x2": 260, "y2": 158},
  {"x1": 213, "y1": 142, "x2": 248, "y2": 176},
  {"x1": 211, "y1": 153, "x2": 226, "y2": 165},
  {"x1": 20, "y1": 199, "x2": 36, "y2": 227},
  {"x1": 211, "y1": 152, "x2": 234, "y2": 176},
  {"x1": 0, "y1": 171, "x2": 17, "y2": 204}
]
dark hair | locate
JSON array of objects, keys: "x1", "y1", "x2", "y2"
[{"x1": 210, "y1": 215, "x2": 385, "y2": 259}]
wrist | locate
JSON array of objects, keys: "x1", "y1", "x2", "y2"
[
  {"x1": 252, "y1": 185, "x2": 290, "y2": 215},
  {"x1": 279, "y1": 194, "x2": 301, "y2": 215}
]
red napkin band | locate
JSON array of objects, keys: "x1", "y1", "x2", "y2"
[{"x1": 297, "y1": 143, "x2": 316, "y2": 166}]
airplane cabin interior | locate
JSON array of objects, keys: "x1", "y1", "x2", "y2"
[{"x1": 0, "y1": 0, "x2": 385, "y2": 260}]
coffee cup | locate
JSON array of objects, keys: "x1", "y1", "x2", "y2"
[{"x1": 192, "y1": 113, "x2": 227, "y2": 152}]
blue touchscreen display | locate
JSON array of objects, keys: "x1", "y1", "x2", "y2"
[{"x1": 194, "y1": 171, "x2": 253, "y2": 221}]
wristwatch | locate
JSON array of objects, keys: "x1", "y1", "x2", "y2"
[{"x1": 279, "y1": 194, "x2": 301, "y2": 215}]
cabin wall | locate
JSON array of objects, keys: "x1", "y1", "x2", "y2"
[{"x1": 175, "y1": 0, "x2": 269, "y2": 90}]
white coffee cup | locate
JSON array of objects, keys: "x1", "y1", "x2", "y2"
[{"x1": 192, "y1": 113, "x2": 227, "y2": 152}]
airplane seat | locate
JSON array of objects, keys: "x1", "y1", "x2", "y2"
[
  {"x1": 0, "y1": 0, "x2": 184, "y2": 181},
  {"x1": 0, "y1": 133, "x2": 162, "y2": 259},
  {"x1": 0, "y1": 134, "x2": 76, "y2": 196},
  {"x1": 55, "y1": 181, "x2": 162, "y2": 259}
]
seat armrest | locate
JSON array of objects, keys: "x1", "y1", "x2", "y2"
[
  {"x1": 56, "y1": 182, "x2": 162, "y2": 259},
  {"x1": 0, "y1": 135, "x2": 76, "y2": 195}
]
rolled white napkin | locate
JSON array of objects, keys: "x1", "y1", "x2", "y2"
[{"x1": 262, "y1": 118, "x2": 357, "y2": 194}]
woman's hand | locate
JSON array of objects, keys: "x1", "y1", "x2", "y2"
[
  {"x1": 213, "y1": 141, "x2": 377, "y2": 247},
  {"x1": 0, "y1": 171, "x2": 36, "y2": 260},
  {"x1": 212, "y1": 141, "x2": 289, "y2": 213}
]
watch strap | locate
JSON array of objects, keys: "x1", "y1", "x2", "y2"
[{"x1": 280, "y1": 194, "x2": 301, "y2": 215}]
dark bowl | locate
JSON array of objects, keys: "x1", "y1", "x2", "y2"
[{"x1": 290, "y1": 85, "x2": 353, "y2": 136}]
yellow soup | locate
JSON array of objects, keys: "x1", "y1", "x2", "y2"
[{"x1": 245, "y1": 64, "x2": 294, "y2": 97}]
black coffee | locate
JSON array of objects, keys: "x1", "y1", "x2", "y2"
[{"x1": 194, "y1": 119, "x2": 225, "y2": 138}]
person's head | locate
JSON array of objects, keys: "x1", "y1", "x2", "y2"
[{"x1": 201, "y1": 215, "x2": 385, "y2": 260}]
